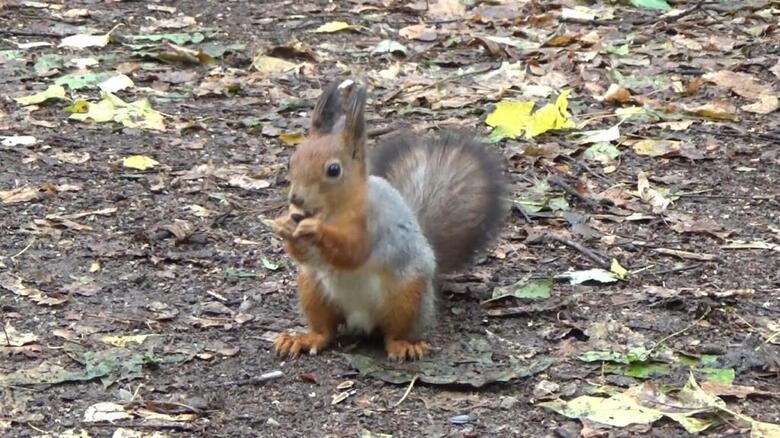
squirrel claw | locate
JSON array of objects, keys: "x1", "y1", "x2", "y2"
[
  {"x1": 386, "y1": 339, "x2": 430, "y2": 361},
  {"x1": 274, "y1": 332, "x2": 331, "y2": 358}
]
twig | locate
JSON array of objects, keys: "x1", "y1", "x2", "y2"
[
  {"x1": 548, "y1": 176, "x2": 600, "y2": 209},
  {"x1": 10, "y1": 237, "x2": 35, "y2": 260},
  {"x1": 546, "y1": 233, "x2": 611, "y2": 269},
  {"x1": 214, "y1": 370, "x2": 283, "y2": 386},
  {"x1": 393, "y1": 375, "x2": 418, "y2": 407},
  {"x1": 651, "y1": 306, "x2": 712, "y2": 350},
  {"x1": 648, "y1": 263, "x2": 703, "y2": 276}
]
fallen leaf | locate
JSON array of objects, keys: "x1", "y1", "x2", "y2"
[
  {"x1": 637, "y1": 171, "x2": 671, "y2": 213},
  {"x1": 122, "y1": 155, "x2": 159, "y2": 171},
  {"x1": 371, "y1": 40, "x2": 407, "y2": 56},
  {"x1": 741, "y1": 95, "x2": 779, "y2": 115},
  {"x1": 557, "y1": 269, "x2": 620, "y2": 285},
  {"x1": 399, "y1": 24, "x2": 437, "y2": 41},
  {"x1": 59, "y1": 32, "x2": 111, "y2": 49},
  {"x1": 98, "y1": 74, "x2": 134, "y2": 93},
  {"x1": 15, "y1": 84, "x2": 67, "y2": 105},
  {"x1": 312, "y1": 21, "x2": 352, "y2": 33},
  {"x1": 486, "y1": 91, "x2": 575, "y2": 140},
  {"x1": 1, "y1": 135, "x2": 38, "y2": 147},
  {"x1": 630, "y1": 0, "x2": 671, "y2": 11},
  {"x1": 2, "y1": 323, "x2": 39, "y2": 346},
  {"x1": 83, "y1": 402, "x2": 132, "y2": 422},
  {"x1": 602, "y1": 84, "x2": 632, "y2": 103},
  {"x1": 702, "y1": 70, "x2": 775, "y2": 101},
  {"x1": 99, "y1": 334, "x2": 156, "y2": 347},
  {"x1": 483, "y1": 278, "x2": 553, "y2": 305}
]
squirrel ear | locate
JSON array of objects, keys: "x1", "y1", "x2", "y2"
[
  {"x1": 310, "y1": 80, "x2": 344, "y2": 135},
  {"x1": 340, "y1": 81, "x2": 367, "y2": 161}
]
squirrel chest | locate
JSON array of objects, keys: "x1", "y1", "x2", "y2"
[{"x1": 304, "y1": 177, "x2": 437, "y2": 334}]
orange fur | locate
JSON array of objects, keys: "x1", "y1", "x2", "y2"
[
  {"x1": 315, "y1": 217, "x2": 371, "y2": 270},
  {"x1": 274, "y1": 271, "x2": 343, "y2": 357},
  {"x1": 379, "y1": 277, "x2": 430, "y2": 360}
]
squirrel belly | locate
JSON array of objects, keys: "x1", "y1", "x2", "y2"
[{"x1": 303, "y1": 175, "x2": 437, "y2": 338}]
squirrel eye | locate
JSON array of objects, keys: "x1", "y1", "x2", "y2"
[{"x1": 325, "y1": 162, "x2": 341, "y2": 179}]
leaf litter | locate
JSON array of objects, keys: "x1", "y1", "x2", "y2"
[{"x1": 2, "y1": 0, "x2": 780, "y2": 436}]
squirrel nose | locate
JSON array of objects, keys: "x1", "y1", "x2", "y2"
[{"x1": 290, "y1": 193, "x2": 304, "y2": 208}]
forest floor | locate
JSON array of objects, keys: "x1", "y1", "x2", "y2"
[{"x1": 1, "y1": 0, "x2": 779, "y2": 437}]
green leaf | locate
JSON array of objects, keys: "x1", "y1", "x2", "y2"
[
  {"x1": 126, "y1": 32, "x2": 205, "y2": 45},
  {"x1": 630, "y1": 0, "x2": 672, "y2": 11},
  {"x1": 699, "y1": 368, "x2": 735, "y2": 385},
  {"x1": 55, "y1": 72, "x2": 114, "y2": 90},
  {"x1": 261, "y1": 258, "x2": 280, "y2": 271},
  {"x1": 34, "y1": 53, "x2": 63, "y2": 75},
  {"x1": 547, "y1": 196, "x2": 570, "y2": 212},
  {"x1": 484, "y1": 278, "x2": 553, "y2": 304}
]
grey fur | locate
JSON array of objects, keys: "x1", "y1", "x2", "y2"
[{"x1": 369, "y1": 131, "x2": 507, "y2": 273}]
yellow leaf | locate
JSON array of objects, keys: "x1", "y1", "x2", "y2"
[
  {"x1": 485, "y1": 101, "x2": 535, "y2": 139},
  {"x1": 279, "y1": 131, "x2": 305, "y2": 146},
  {"x1": 15, "y1": 84, "x2": 67, "y2": 106},
  {"x1": 89, "y1": 261, "x2": 101, "y2": 273},
  {"x1": 610, "y1": 259, "x2": 628, "y2": 279},
  {"x1": 123, "y1": 155, "x2": 159, "y2": 171},
  {"x1": 252, "y1": 55, "x2": 299, "y2": 74},
  {"x1": 312, "y1": 21, "x2": 352, "y2": 33},
  {"x1": 486, "y1": 91, "x2": 575, "y2": 140},
  {"x1": 69, "y1": 93, "x2": 166, "y2": 131},
  {"x1": 99, "y1": 334, "x2": 155, "y2": 347}
]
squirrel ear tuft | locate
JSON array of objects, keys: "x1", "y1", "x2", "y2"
[
  {"x1": 341, "y1": 81, "x2": 367, "y2": 161},
  {"x1": 310, "y1": 80, "x2": 344, "y2": 135}
]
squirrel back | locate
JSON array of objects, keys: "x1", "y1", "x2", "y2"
[{"x1": 370, "y1": 132, "x2": 506, "y2": 273}]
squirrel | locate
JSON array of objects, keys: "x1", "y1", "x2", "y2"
[{"x1": 271, "y1": 79, "x2": 506, "y2": 361}]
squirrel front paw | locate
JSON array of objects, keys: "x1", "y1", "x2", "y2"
[
  {"x1": 272, "y1": 215, "x2": 297, "y2": 240},
  {"x1": 293, "y1": 218, "x2": 322, "y2": 241}
]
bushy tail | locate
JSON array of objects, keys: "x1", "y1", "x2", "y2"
[{"x1": 369, "y1": 132, "x2": 507, "y2": 273}]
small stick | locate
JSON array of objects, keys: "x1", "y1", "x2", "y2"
[
  {"x1": 548, "y1": 176, "x2": 599, "y2": 209},
  {"x1": 546, "y1": 233, "x2": 610, "y2": 269},
  {"x1": 393, "y1": 375, "x2": 419, "y2": 407},
  {"x1": 215, "y1": 370, "x2": 283, "y2": 386}
]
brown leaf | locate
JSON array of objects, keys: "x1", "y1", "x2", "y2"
[
  {"x1": 666, "y1": 212, "x2": 732, "y2": 240},
  {"x1": 741, "y1": 95, "x2": 779, "y2": 115},
  {"x1": 399, "y1": 24, "x2": 437, "y2": 42},
  {"x1": 703, "y1": 70, "x2": 775, "y2": 101},
  {"x1": 701, "y1": 381, "x2": 777, "y2": 399},
  {"x1": 603, "y1": 84, "x2": 632, "y2": 104},
  {"x1": 0, "y1": 183, "x2": 58, "y2": 204}
]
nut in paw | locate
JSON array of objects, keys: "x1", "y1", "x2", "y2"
[
  {"x1": 293, "y1": 218, "x2": 322, "y2": 241},
  {"x1": 272, "y1": 215, "x2": 297, "y2": 240}
]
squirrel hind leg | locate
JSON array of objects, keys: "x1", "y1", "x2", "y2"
[
  {"x1": 379, "y1": 276, "x2": 434, "y2": 361},
  {"x1": 274, "y1": 270, "x2": 342, "y2": 358}
]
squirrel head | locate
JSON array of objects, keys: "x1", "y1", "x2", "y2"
[{"x1": 286, "y1": 79, "x2": 368, "y2": 223}]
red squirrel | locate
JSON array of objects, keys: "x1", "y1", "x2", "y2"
[{"x1": 272, "y1": 79, "x2": 506, "y2": 361}]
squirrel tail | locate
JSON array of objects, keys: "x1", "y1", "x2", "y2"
[{"x1": 369, "y1": 132, "x2": 507, "y2": 274}]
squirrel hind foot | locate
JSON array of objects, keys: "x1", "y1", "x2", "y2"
[
  {"x1": 385, "y1": 339, "x2": 430, "y2": 361},
  {"x1": 274, "y1": 332, "x2": 332, "y2": 357}
]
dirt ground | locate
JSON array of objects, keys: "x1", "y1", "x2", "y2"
[{"x1": 1, "y1": 1, "x2": 779, "y2": 437}]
